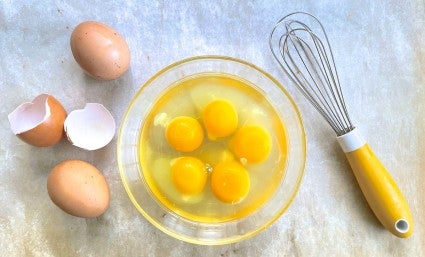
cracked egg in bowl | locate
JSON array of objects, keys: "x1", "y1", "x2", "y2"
[{"x1": 117, "y1": 56, "x2": 306, "y2": 245}]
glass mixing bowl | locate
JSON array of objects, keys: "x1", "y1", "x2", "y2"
[{"x1": 117, "y1": 56, "x2": 306, "y2": 245}]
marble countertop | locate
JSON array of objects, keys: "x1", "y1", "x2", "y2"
[{"x1": 1, "y1": 1, "x2": 424, "y2": 256}]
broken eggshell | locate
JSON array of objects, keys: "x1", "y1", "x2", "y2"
[
  {"x1": 64, "y1": 103, "x2": 115, "y2": 150},
  {"x1": 8, "y1": 94, "x2": 67, "y2": 147}
]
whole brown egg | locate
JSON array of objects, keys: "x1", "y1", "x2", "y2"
[
  {"x1": 47, "y1": 160, "x2": 110, "y2": 218},
  {"x1": 70, "y1": 21, "x2": 130, "y2": 80}
]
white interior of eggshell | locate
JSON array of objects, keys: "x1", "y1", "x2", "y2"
[
  {"x1": 64, "y1": 103, "x2": 116, "y2": 150},
  {"x1": 8, "y1": 94, "x2": 51, "y2": 134}
]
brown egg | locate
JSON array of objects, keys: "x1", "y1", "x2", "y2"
[
  {"x1": 70, "y1": 21, "x2": 130, "y2": 80},
  {"x1": 47, "y1": 160, "x2": 110, "y2": 218},
  {"x1": 8, "y1": 94, "x2": 67, "y2": 147}
]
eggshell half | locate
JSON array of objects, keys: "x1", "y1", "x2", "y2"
[
  {"x1": 64, "y1": 103, "x2": 116, "y2": 150},
  {"x1": 8, "y1": 94, "x2": 67, "y2": 147},
  {"x1": 47, "y1": 160, "x2": 110, "y2": 218},
  {"x1": 70, "y1": 21, "x2": 130, "y2": 80}
]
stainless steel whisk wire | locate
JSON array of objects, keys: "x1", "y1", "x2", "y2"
[{"x1": 269, "y1": 12, "x2": 354, "y2": 136}]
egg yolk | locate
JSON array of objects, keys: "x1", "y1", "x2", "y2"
[
  {"x1": 202, "y1": 100, "x2": 238, "y2": 139},
  {"x1": 231, "y1": 125, "x2": 271, "y2": 163},
  {"x1": 210, "y1": 160, "x2": 250, "y2": 203},
  {"x1": 171, "y1": 157, "x2": 207, "y2": 195},
  {"x1": 165, "y1": 116, "x2": 204, "y2": 152}
]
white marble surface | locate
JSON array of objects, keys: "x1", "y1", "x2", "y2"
[{"x1": 1, "y1": 1, "x2": 424, "y2": 256}]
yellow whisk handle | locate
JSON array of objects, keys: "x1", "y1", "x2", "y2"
[{"x1": 337, "y1": 129, "x2": 413, "y2": 238}]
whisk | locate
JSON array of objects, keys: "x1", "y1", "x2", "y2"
[{"x1": 269, "y1": 12, "x2": 413, "y2": 238}]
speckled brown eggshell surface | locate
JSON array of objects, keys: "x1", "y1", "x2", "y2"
[
  {"x1": 47, "y1": 160, "x2": 110, "y2": 218},
  {"x1": 70, "y1": 21, "x2": 130, "y2": 80}
]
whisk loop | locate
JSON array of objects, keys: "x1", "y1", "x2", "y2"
[{"x1": 269, "y1": 12, "x2": 354, "y2": 136}]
